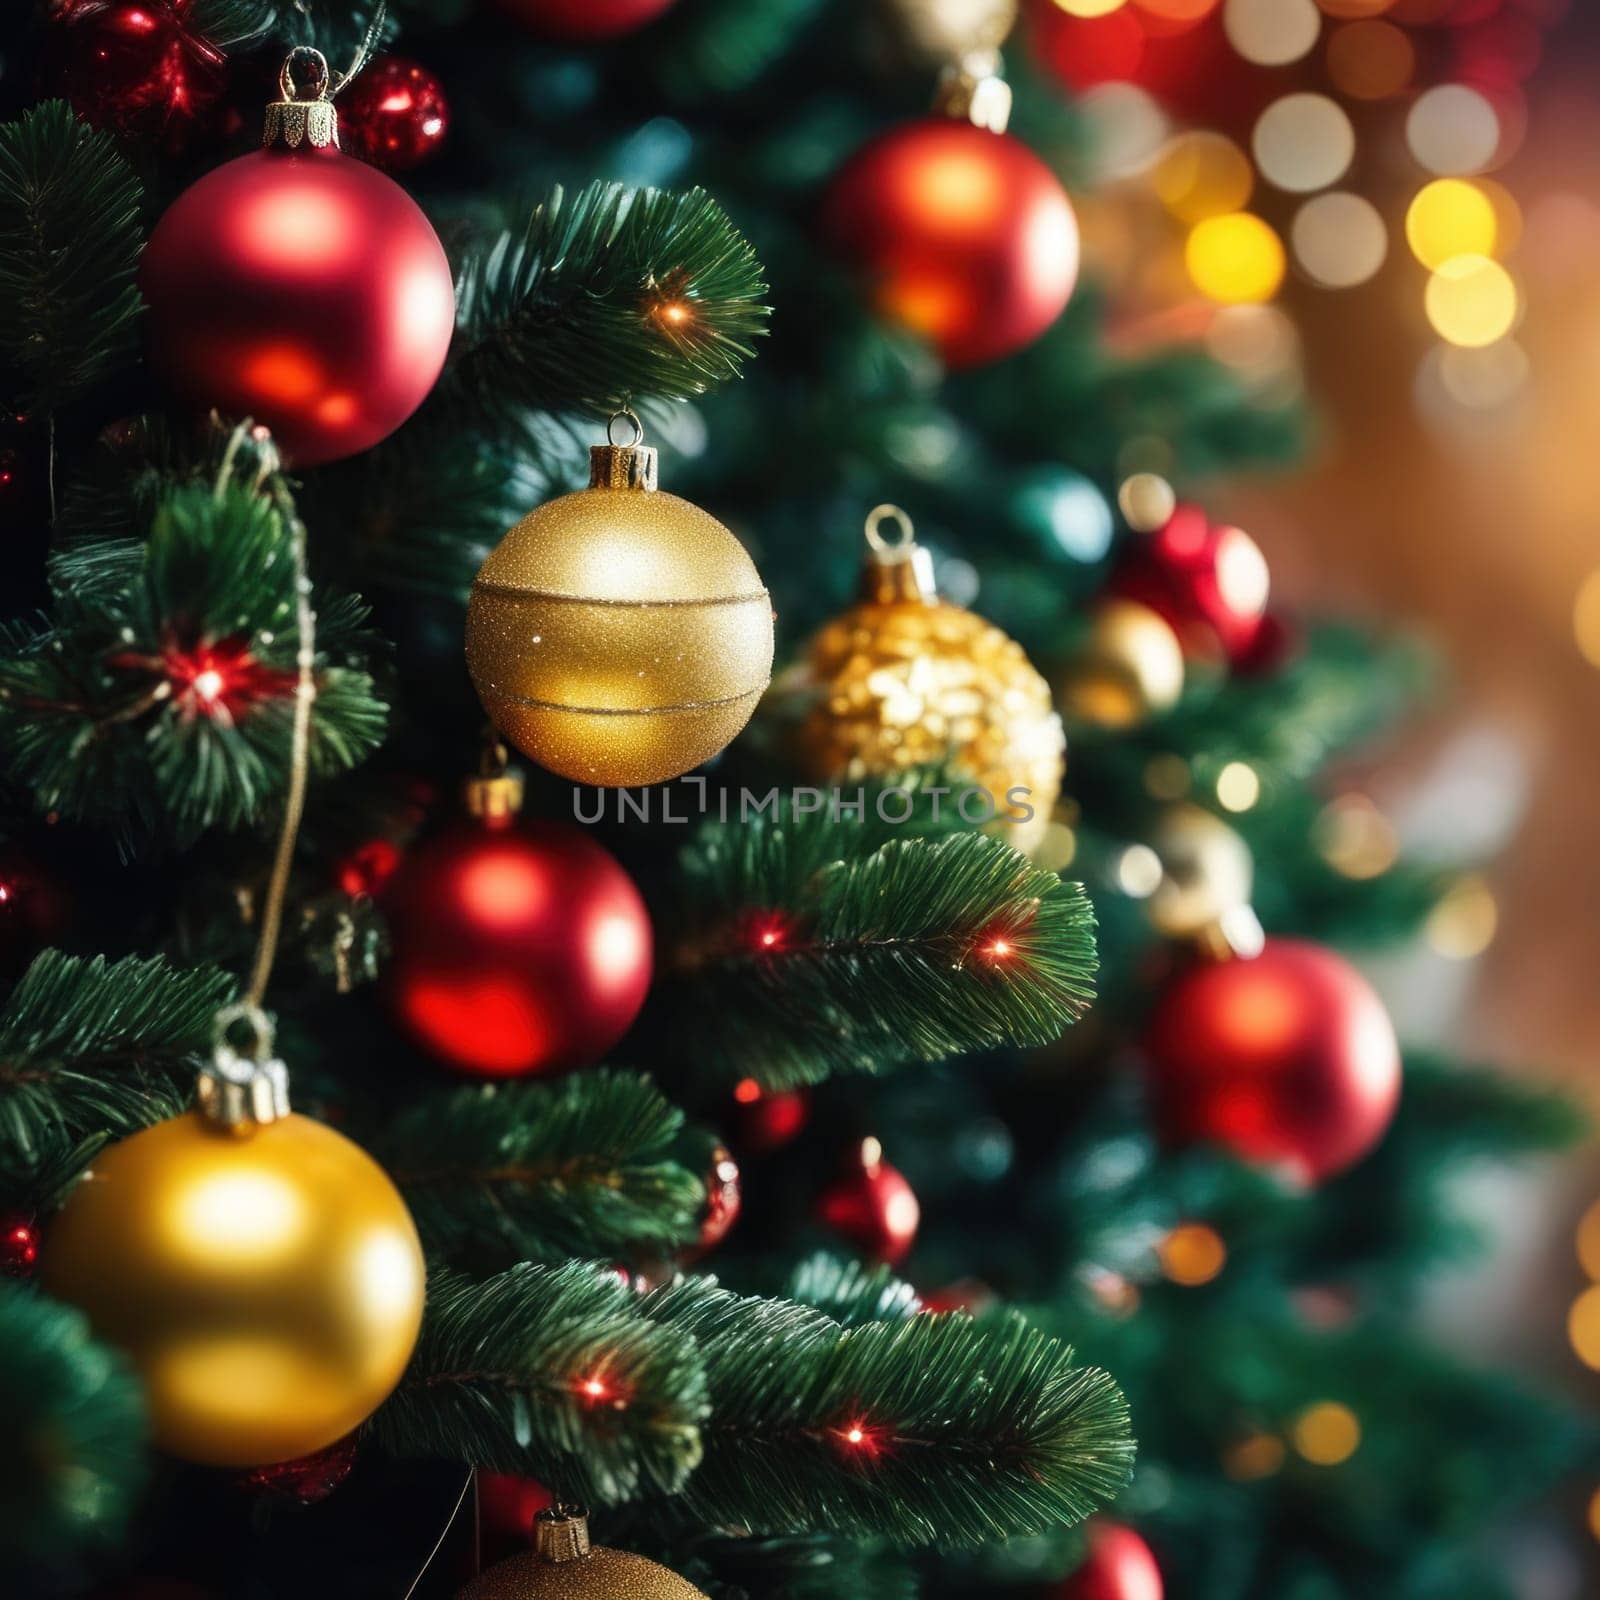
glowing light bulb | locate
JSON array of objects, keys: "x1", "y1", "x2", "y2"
[{"x1": 193, "y1": 669, "x2": 225, "y2": 703}]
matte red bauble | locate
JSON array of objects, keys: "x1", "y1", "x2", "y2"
[
  {"x1": 477, "y1": 1470, "x2": 554, "y2": 1544},
  {"x1": 816, "y1": 1139, "x2": 920, "y2": 1266},
  {"x1": 383, "y1": 815, "x2": 652, "y2": 1077},
  {"x1": 50, "y1": 0, "x2": 227, "y2": 149},
  {"x1": 824, "y1": 116, "x2": 1079, "y2": 368},
  {"x1": 1055, "y1": 1522, "x2": 1164, "y2": 1600},
  {"x1": 1144, "y1": 939, "x2": 1401, "y2": 1186},
  {"x1": 341, "y1": 56, "x2": 450, "y2": 172},
  {"x1": 499, "y1": 0, "x2": 680, "y2": 39},
  {"x1": 140, "y1": 72, "x2": 455, "y2": 466},
  {"x1": 1111, "y1": 502, "x2": 1270, "y2": 666}
]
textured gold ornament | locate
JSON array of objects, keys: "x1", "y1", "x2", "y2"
[
  {"x1": 466, "y1": 418, "x2": 774, "y2": 789},
  {"x1": 786, "y1": 506, "x2": 1063, "y2": 853},
  {"x1": 1057, "y1": 599, "x2": 1185, "y2": 730},
  {"x1": 43, "y1": 1106, "x2": 426, "y2": 1467},
  {"x1": 1147, "y1": 804, "x2": 1254, "y2": 940},
  {"x1": 456, "y1": 1509, "x2": 708, "y2": 1600}
]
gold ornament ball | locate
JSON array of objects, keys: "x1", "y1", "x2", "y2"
[
  {"x1": 1057, "y1": 599, "x2": 1185, "y2": 730},
  {"x1": 466, "y1": 437, "x2": 774, "y2": 789},
  {"x1": 457, "y1": 1511, "x2": 708, "y2": 1600},
  {"x1": 1148, "y1": 803, "x2": 1254, "y2": 939},
  {"x1": 788, "y1": 509, "x2": 1063, "y2": 854},
  {"x1": 43, "y1": 1109, "x2": 426, "y2": 1467}
]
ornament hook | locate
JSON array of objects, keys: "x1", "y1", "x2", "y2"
[
  {"x1": 279, "y1": 46, "x2": 332, "y2": 105},
  {"x1": 860, "y1": 504, "x2": 937, "y2": 603},
  {"x1": 864, "y1": 503, "x2": 916, "y2": 553},
  {"x1": 590, "y1": 410, "x2": 657, "y2": 489},
  {"x1": 266, "y1": 47, "x2": 341, "y2": 149},
  {"x1": 607, "y1": 408, "x2": 646, "y2": 448},
  {"x1": 201, "y1": 1003, "x2": 290, "y2": 1130}
]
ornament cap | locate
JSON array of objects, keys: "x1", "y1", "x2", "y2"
[
  {"x1": 533, "y1": 1507, "x2": 593, "y2": 1564},
  {"x1": 464, "y1": 737, "x2": 526, "y2": 825},
  {"x1": 265, "y1": 47, "x2": 341, "y2": 151},
  {"x1": 590, "y1": 410, "x2": 659, "y2": 490},
  {"x1": 199, "y1": 1004, "x2": 290, "y2": 1130},
  {"x1": 860, "y1": 504, "x2": 937, "y2": 604},
  {"x1": 933, "y1": 63, "x2": 1013, "y2": 134}
]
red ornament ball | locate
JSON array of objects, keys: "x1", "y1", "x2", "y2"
[
  {"x1": 498, "y1": 0, "x2": 680, "y2": 39},
  {"x1": 693, "y1": 1146, "x2": 742, "y2": 1257},
  {"x1": 1055, "y1": 1522, "x2": 1163, "y2": 1600},
  {"x1": 1110, "y1": 502, "x2": 1270, "y2": 666},
  {"x1": 816, "y1": 1140, "x2": 920, "y2": 1266},
  {"x1": 477, "y1": 1471, "x2": 553, "y2": 1545},
  {"x1": 823, "y1": 116, "x2": 1079, "y2": 368},
  {"x1": 140, "y1": 143, "x2": 455, "y2": 466},
  {"x1": 238, "y1": 1431, "x2": 360, "y2": 1503},
  {"x1": 1144, "y1": 939, "x2": 1402, "y2": 1186},
  {"x1": 2, "y1": 1215, "x2": 40, "y2": 1279},
  {"x1": 340, "y1": 57, "x2": 449, "y2": 172},
  {"x1": 731, "y1": 1079, "x2": 810, "y2": 1153},
  {"x1": 383, "y1": 816, "x2": 652, "y2": 1078},
  {"x1": 50, "y1": 0, "x2": 227, "y2": 149}
]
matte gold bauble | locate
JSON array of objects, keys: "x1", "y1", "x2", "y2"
[
  {"x1": 1147, "y1": 803, "x2": 1254, "y2": 940},
  {"x1": 787, "y1": 506, "x2": 1063, "y2": 853},
  {"x1": 466, "y1": 424, "x2": 774, "y2": 788},
  {"x1": 456, "y1": 1509, "x2": 708, "y2": 1600},
  {"x1": 43, "y1": 1108, "x2": 426, "y2": 1467},
  {"x1": 1057, "y1": 598, "x2": 1184, "y2": 730}
]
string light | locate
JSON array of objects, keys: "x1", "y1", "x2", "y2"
[
  {"x1": 1186, "y1": 213, "x2": 1286, "y2": 304},
  {"x1": 733, "y1": 1078, "x2": 763, "y2": 1104},
  {"x1": 1215, "y1": 761, "x2": 1261, "y2": 812},
  {"x1": 1158, "y1": 1222, "x2": 1228, "y2": 1286},
  {"x1": 1291, "y1": 1402, "x2": 1362, "y2": 1465}
]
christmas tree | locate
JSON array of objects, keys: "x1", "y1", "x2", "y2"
[{"x1": 0, "y1": 2, "x2": 1591, "y2": 1597}]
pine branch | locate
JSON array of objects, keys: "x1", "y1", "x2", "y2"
[
  {"x1": 665, "y1": 823, "x2": 1097, "y2": 1089},
  {"x1": 445, "y1": 183, "x2": 769, "y2": 423},
  {"x1": 0, "y1": 950, "x2": 229, "y2": 1164},
  {"x1": 784, "y1": 1252, "x2": 922, "y2": 1328},
  {"x1": 1, "y1": 453, "x2": 388, "y2": 846},
  {"x1": 640, "y1": 1279, "x2": 1134, "y2": 1550},
  {"x1": 0, "y1": 1285, "x2": 146, "y2": 1571},
  {"x1": 373, "y1": 1263, "x2": 708, "y2": 1505},
  {"x1": 380, "y1": 1071, "x2": 707, "y2": 1268},
  {"x1": 0, "y1": 101, "x2": 144, "y2": 411}
]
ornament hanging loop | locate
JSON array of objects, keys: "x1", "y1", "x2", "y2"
[
  {"x1": 533, "y1": 1506, "x2": 593, "y2": 1565},
  {"x1": 266, "y1": 47, "x2": 340, "y2": 149},
  {"x1": 464, "y1": 730, "x2": 525, "y2": 825},
  {"x1": 200, "y1": 1002, "x2": 290, "y2": 1130},
  {"x1": 861, "y1": 504, "x2": 937, "y2": 604},
  {"x1": 607, "y1": 408, "x2": 645, "y2": 448},
  {"x1": 279, "y1": 46, "x2": 332, "y2": 104},
  {"x1": 590, "y1": 408, "x2": 658, "y2": 490}
]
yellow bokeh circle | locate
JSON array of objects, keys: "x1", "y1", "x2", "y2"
[
  {"x1": 1424, "y1": 255, "x2": 1518, "y2": 348},
  {"x1": 1406, "y1": 179, "x2": 1498, "y2": 271},
  {"x1": 1187, "y1": 213, "x2": 1286, "y2": 304}
]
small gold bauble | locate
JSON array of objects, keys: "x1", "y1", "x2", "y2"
[
  {"x1": 43, "y1": 1109, "x2": 426, "y2": 1467},
  {"x1": 1057, "y1": 598, "x2": 1185, "y2": 730},
  {"x1": 1147, "y1": 803, "x2": 1254, "y2": 940},
  {"x1": 785, "y1": 507, "x2": 1063, "y2": 854},
  {"x1": 466, "y1": 429, "x2": 774, "y2": 789},
  {"x1": 456, "y1": 1510, "x2": 708, "y2": 1600}
]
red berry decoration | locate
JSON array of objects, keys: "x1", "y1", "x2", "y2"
[
  {"x1": 824, "y1": 103, "x2": 1078, "y2": 368},
  {"x1": 816, "y1": 1139, "x2": 920, "y2": 1266},
  {"x1": 1110, "y1": 502, "x2": 1270, "y2": 667},
  {"x1": 49, "y1": 0, "x2": 227, "y2": 149},
  {"x1": 2, "y1": 1216, "x2": 40, "y2": 1279},
  {"x1": 238, "y1": 1431, "x2": 360, "y2": 1504},
  {"x1": 139, "y1": 49, "x2": 455, "y2": 466},
  {"x1": 383, "y1": 787, "x2": 652, "y2": 1078},
  {"x1": 498, "y1": 0, "x2": 681, "y2": 39},
  {"x1": 1144, "y1": 939, "x2": 1402, "y2": 1187},
  {"x1": 1054, "y1": 1522, "x2": 1164, "y2": 1600},
  {"x1": 340, "y1": 56, "x2": 449, "y2": 172}
]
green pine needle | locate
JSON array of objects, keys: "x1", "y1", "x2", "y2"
[{"x1": 0, "y1": 101, "x2": 144, "y2": 411}]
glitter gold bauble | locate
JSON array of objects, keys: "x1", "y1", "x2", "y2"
[
  {"x1": 1057, "y1": 599, "x2": 1185, "y2": 730},
  {"x1": 1147, "y1": 804, "x2": 1254, "y2": 941},
  {"x1": 456, "y1": 1508, "x2": 708, "y2": 1600},
  {"x1": 466, "y1": 420, "x2": 774, "y2": 788},
  {"x1": 43, "y1": 1105, "x2": 426, "y2": 1467},
  {"x1": 787, "y1": 506, "x2": 1063, "y2": 853}
]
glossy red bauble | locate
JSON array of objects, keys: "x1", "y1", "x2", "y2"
[
  {"x1": 498, "y1": 0, "x2": 680, "y2": 39},
  {"x1": 1144, "y1": 939, "x2": 1402, "y2": 1186},
  {"x1": 1110, "y1": 502, "x2": 1270, "y2": 666},
  {"x1": 50, "y1": 0, "x2": 227, "y2": 149},
  {"x1": 477, "y1": 1470, "x2": 553, "y2": 1544},
  {"x1": 823, "y1": 117, "x2": 1079, "y2": 368},
  {"x1": 694, "y1": 1146, "x2": 742, "y2": 1257},
  {"x1": 383, "y1": 818, "x2": 652, "y2": 1078},
  {"x1": 731, "y1": 1080, "x2": 810, "y2": 1153},
  {"x1": 238, "y1": 1432, "x2": 360, "y2": 1503},
  {"x1": 1054, "y1": 1522, "x2": 1164, "y2": 1600},
  {"x1": 341, "y1": 56, "x2": 450, "y2": 172},
  {"x1": 140, "y1": 145, "x2": 455, "y2": 466},
  {"x1": 816, "y1": 1140, "x2": 920, "y2": 1266}
]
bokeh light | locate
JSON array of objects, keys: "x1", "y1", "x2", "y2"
[
  {"x1": 1424, "y1": 255, "x2": 1519, "y2": 347},
  {"x1": 1215, "y1": 761, "x2": 1261, "y2": 812},
  {"x1": 1570, "y1": 1285, "x2": 1600, "y2": 1371},
  {"x1": 1434, "y1": 340, "x2": 1529, "y2": 409},
  {"x1": 1253, "y1": 94, "x2": 1356, "y2": 194},
  {"x1": 1223, "y1": 0, "x2": 1321, "y2": 66},
  {"x1": 1326, "y1": 19, "x2": 1414, "y2": 99},
  {"x1": 1407, "y1": 84, "x2": 1501, "y2": 176},
  {"x1": 1159, "y1": 1222, "x2": 1229, "y2": 1285},
  {"x1": 1573, "y1": 571, "x2": 1600, "y2": 670},
  {"x1": 1134, "y1": 0, "x2": 1221, "y2": 29},
  {"x1": 1426, "y1": 875, "x2": 1499, "y2": 958},
  {"x1": 1406, "y1": 178, "x2": 1498, "y2": 270},
  {"x1": 1316, "y1": 0, "x2": 1395, "y2": 16},
  {"x1": 1224, "y1": 1432, "x2": 1287, "y2": 1481},
  {"x1": 1054, "y1": 0, "x2": 1130, "y2": 14},
  {"x1": 1292, "y1": 193, "x2": 1388, "y2": 288},
  {"x1": 1118, "y1": 844, "x2": 1165, "y2": 897},
  {"x1": 1315, "y1": 794, "x2": 1400, "y2": 879},
  {"x1": 1292, "y1": 1402, "x2": 1362, "y2": 1466},
  {"x1": 1577, "y1": 1198, "x2": 1600, "y2": 1281},
  {"x1": 1186, "y1": 213, "x2": 1286, "y2": 304},
  {"x1": 1153, "y1": 132, "x2": 1255, "y2": 224},
  {"x1": 1205, "y1": 304, "x2": 1301, "y2": 382}
]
